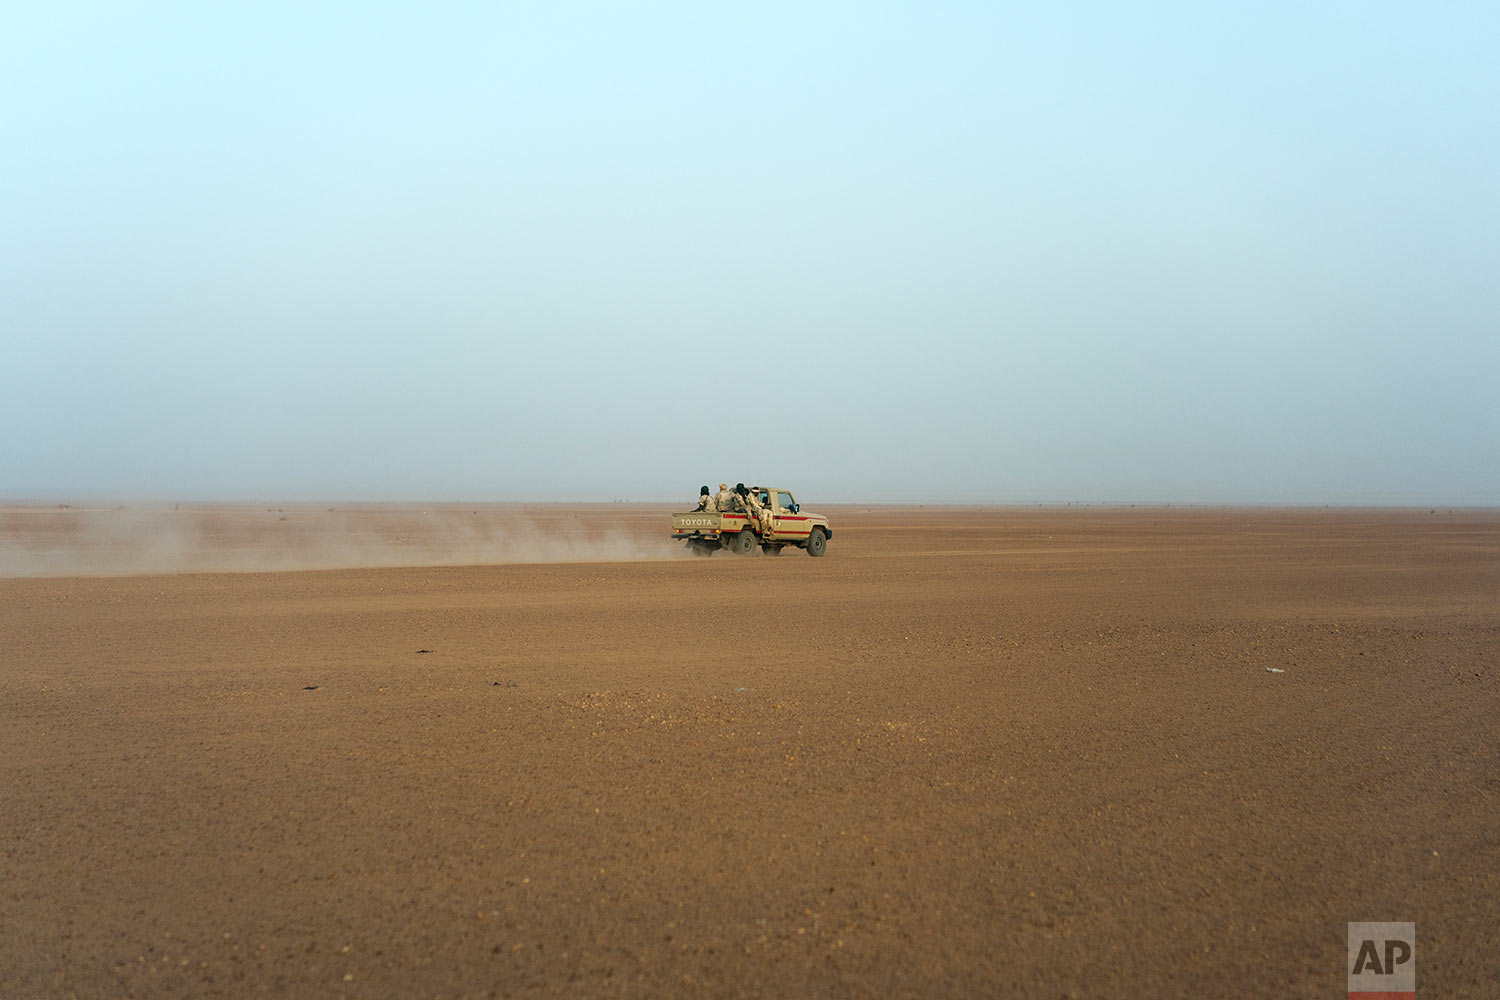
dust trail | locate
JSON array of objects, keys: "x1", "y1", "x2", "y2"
[{"x1": 0, "y1": 505, "x2": 690, "y2": 578}]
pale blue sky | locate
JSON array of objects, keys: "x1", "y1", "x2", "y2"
[{"x1": 2, "y1": 2, "x2": 1496, "y2": 503}]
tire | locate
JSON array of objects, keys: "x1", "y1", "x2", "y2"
[
  {"x1": 689, "y1": 539, "x2": 716, "y2": 557},
  {"x1": 762, "y1": 543, "x2": 783, "y2": 556},
  {"x1": 806, "y1": 528, "x2": 827, "y2": 557},
  {"x1": 733, "y1": 529, "x2": 757, "y2": 555}
]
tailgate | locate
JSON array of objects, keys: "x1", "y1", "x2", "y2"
[
  {"x1": 671, "y1": 511, "x2": 753, "y2": 538},
  {"x1": 672, "y1": 512, "x2": 723, "y2": 536}
]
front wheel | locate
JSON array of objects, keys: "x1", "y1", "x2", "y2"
[{"x1": 806, "y1": 528, "x2": 827, "y2": 557}]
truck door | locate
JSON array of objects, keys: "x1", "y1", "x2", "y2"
[{"x1": 771, "y1": 491, "x2": 811, "y2": 541}]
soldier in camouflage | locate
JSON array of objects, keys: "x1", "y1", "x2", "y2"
[
  {"x1": 695, "y1": 486, "x2": 717, "y2": 512},
  {"x1": 738, "y1": 486, "x2": 771, "y2": 537},
  {"x1": 715, "y1": 483, "x2": 733, "y2": 511},
  {"x1": 747, "y1": 487, "x2": 775, "y2": 537}
]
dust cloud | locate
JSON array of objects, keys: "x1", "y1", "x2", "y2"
[{"x1": 0, "y1": 504, "x2": 688, "y2": 578}]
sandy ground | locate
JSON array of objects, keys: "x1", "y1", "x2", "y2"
[{"x1": 2, "y1": 505, "x2": 1497, "y2": 998}]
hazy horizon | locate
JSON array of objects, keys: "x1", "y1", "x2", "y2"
[
  {"x1": 4, "y1": 4, "x2": 1497, "y2": 507},
  {"x1": 4, "y1": 492, "x2": 1495, "y2": 510}
]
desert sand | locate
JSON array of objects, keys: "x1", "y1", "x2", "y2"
[{"x1": 2, "y1": 504, "x2": 1497, "y2": 998}]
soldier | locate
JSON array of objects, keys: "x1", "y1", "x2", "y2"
[
  {"x1": 749, "y1": 487, "x2": 775, "y2": 537},
  {"x1": 695, "y1": 486, "x2": 717, "y2": 512},
  {"x1": 742, "y1": 485, "x2": 773, "y2": 537},
  {"x1": 715, "y1": 482, "x2": 733, "y2": 511}
]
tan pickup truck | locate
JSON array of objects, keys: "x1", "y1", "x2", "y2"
[{"x1": 671, "y1": 487, "x2": 832, "y2": 557}]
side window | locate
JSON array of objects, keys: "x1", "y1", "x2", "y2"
[
  {"x1": 757, "y1": 490, "x2": 770, "y2": 507},
  {"x1": 776, "y1": 492, "x2": 795, "y2": 511}
]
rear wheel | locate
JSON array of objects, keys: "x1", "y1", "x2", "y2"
[
  {"x1": 733, "y1": 529, "x2": 757, "y2": 555},
  {"x1": 806, "y1": 528, "x2": 827, "y2": 557},
  {"x1": 689, "y1": 539, "x2": 716, "y2": 557}
]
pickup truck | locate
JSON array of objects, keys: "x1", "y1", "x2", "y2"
[{"x1": 671, "y1": 487, "x2": 832, "y2": 557}]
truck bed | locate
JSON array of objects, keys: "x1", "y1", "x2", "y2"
[{"x1": 670, "y1": 510, "x2": 752, "y2": 539}]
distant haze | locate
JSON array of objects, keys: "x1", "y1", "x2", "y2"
[{"x1": 3, "y1": 4, "x2": 1496, "y2": 505}]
